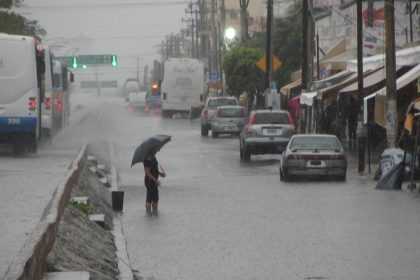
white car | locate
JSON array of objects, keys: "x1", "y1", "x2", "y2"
[{"x1": 200, "y1": 96, "x2": 238, "y2": 136}]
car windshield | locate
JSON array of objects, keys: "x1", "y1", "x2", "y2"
[
  {"x1": 289, "y1": 136, "x2": 342, "y2": 150},
  {"x1": 207, "y1": 99, "x2": 236, "y2": 108},
  {"x1": 218, "y1": 108, "x2": 243, "y2": 118},
  {"x1": 254, "y1": 112, "x2": 288, "y2": 124}
]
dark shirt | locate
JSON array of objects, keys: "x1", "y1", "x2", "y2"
[{"x1": 144, "y1": 155, "x2": 159, "y2": 187}]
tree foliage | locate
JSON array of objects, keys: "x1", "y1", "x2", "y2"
[
  {"x1": 222, "y1": 45, "x2": 265, "y2": 97},
  {"x1": 0, "y1": 0, "x2": 46, "y2": 38},
  {"x1": 247, "y1": 2, "x2": 303, "y2": 88}
]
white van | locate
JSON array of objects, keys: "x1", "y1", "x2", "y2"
[
  {"x1": 0, "y1": 34, "x2": 42, "y2": 153},
  {"x1": 128, "y1": 91, "x2": 147, "y2": 112},
  {"x1": 161, "y1": 58, "x2": 204, "y2": 118}
]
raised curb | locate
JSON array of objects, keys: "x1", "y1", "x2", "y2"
[
  {"x1": 3, "y1": 143, "x2": 88, "y2": 280},
  {"x1": 109, "y1": 143, "x2": 134, "y2": 280}
]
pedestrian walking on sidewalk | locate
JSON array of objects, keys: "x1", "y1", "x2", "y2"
[{"x1": 143, "y1": 147, "x2": 166, "y2": 215}]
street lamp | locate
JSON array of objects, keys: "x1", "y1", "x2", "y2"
[{"x1": 224, "y1": 27, "x2": 236, "y2": 41}]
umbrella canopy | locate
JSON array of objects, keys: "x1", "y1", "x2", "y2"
[{"x1": 131, "y1": 135, "x2": 171, "y2": 167}]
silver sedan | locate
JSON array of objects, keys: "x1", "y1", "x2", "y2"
[
  {"x1": 279, "y1": 134, "x2": 347, "y2": 181},
  {"x1": 211, "y1": 106, "x2": 245, "y2": 137}
]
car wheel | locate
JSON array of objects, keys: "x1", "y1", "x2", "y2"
[
  {"x1": 282, "y1": 167, "x2": 290, "y2": 182},
  {"x1": 339, "y1": 171, "x2": 347, "y2": 181},
  {"x1": 201, "y1": 126, "x2": 208, "y2": 136},
  {"x1": 243, "y1": 148, "x2": 251, "y2": 162}
]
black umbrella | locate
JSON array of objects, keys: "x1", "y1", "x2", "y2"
[
  {"x1": 131, "y1": 135, "x2": 171, "y2": 167},
  {"x1": 376, "y1": 161, "x2": 404, "y2": 190}
]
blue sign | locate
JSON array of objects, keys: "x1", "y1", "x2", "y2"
[
  {"x1": 209, "y1": 71, "x2": 219, "y2": 81},
  {"x1": 271, "y1": 81, "x2": 277, "y2": 89}
]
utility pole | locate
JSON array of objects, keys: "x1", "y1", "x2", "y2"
[
  {"x1": 265, "y1": 0, "x2": 273, "y2": 90},
  {"x1": 211, "y1": 0, "x2": 217, "y2": 71},
  {"x1": 239, "y1": 0, "x2": 250, "y2": 43},
  {"x1": 302, "y1": 0, "x2": 314, "y2": 91},
  {"x1": 408, "y1": 0, "x2": 414, "y2": 43},
  {"x1": 302, "y1": 0, "x2": 314, "y2": 134},
  {"x1": 357, "y1": 0, "x2": 365, "y2": 172},
  {"x1": 385, "y1": 0, "x2": 398, "y2": 148}
]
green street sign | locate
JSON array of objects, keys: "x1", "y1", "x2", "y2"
[{"x1": 54, "y1": 55, "x2": 118, "y2": 68}]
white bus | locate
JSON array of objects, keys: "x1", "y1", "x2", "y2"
[
  {"x1": 161, "y1": 58, "x2": 204, "y2": 118},
  {"x1": 0, "y1": 34, "x2": 43, "y2": 153},
  {"x1": 41, "y1": 46, "x2": 54, "y2": 140}
]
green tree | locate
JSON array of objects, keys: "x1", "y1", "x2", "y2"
[
  {"x1": 222, "y1": 45, "x2": 265, "y2": 97},
  {"x1": 247, "y1": 2, "x2": 303, "y2": 88},
  {"x1": 0, "y1": 0, "x2": 46, "y2": 38}
]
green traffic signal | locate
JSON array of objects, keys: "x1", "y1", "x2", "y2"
[
  {"x1": 111, "y1": 55, "x2": 117, "y2": 67},
  {"x1": 72, "y1": 57, "x2": 78, "y2": 69}
]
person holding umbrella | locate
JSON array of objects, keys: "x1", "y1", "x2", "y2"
[
  {"x1": 143, "y1": 147, "x2": 166, "y2": 214},
  {"x1": 131, "y1": 135, "x2": 171, "y2": 215}
]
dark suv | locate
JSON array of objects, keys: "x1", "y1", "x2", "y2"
[{"x1": 239, "y1": 109, "x2": 295, "y2": 161}]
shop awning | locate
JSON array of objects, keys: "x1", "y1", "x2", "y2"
[
  {"x1": 321, "y1": 49, "x2": 357, "y2": 71},
  {"x1": 340, "y1": 67, "x2": 386, "y2": 95},
  {"x1": 347, "y1": 45, "x2": 420, "y2": 71},
  {"x1": 280, "y1": 79, "x2": 301, "y2": 95},
  {"x1": 312, "y1": 70, "x2": 353, "y2": 90},
  {"x1": 363, "y1": 64, "x2": 420, "y2": 125},
  {"x1": 300, "y1": 92, "x2": 317, "y2": 106},
  {"x1": 316, "y1": 73, "x2": 358, "y2": 101}
]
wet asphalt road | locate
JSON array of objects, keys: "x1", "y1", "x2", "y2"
[
  {"x1": 109, "y1": 101, "x2": 420, "y2": 280},
  {"x1": 3, "y1": 93, "x2": 420, "y2": 279}
]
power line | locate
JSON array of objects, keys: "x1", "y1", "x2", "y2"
[{"x1": 16, "y1": 1, "x2": 188, "y2": 10}]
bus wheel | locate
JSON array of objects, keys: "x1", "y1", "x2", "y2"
[
  {"x1": 13, "y1": 142, "x2": 24, "y2": 155},
  {"x1": 27, "y1": 135, "x2": 37, "y2": 153}
]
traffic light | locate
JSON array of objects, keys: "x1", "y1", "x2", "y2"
[
  {"x1": 111, "y1": 55, "x2": 117, "y2": 67},
  {"x1": 72, "y1": 56, "x2": 78, "y2": 69}
]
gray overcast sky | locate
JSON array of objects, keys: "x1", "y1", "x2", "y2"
[{"x1": 14, "y1": 0, "x2": 188, "y2": 83}]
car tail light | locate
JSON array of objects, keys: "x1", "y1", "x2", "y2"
[
  {"x1": 287, "y1": 154, "x2": 301, "y2": 160},
  {"x1": 28, "y1": 97, "x2": 37, "y2": 111},
  {"x1": 332, "y1": 154, "x2": 345, "y2": 160},
  {"x1": 44, "y1": 97, "x2": 51, "y2": 109},
  {"x1": 246, "y1": 124, "x2": 254, "y2": 134}
]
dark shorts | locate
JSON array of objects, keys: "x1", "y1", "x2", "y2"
[{"x1": 146, "y1": 185, "x2": 159, "y2": 203}]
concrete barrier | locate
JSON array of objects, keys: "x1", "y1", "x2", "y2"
[{"x1": 4, "y1": 143, "x2": 88, "y2": 280}]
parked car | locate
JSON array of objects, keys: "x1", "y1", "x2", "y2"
[
  {"x1": 201, "y1": 96, "x2": 238, "y2": 136},
  {"x1": 211, "y1": 106, "x2": 245, "y2": 138},
  {"x1": 239, "y1": 109, "x2": 295, "y2": 161},
  {"x1": 279, "y1": 134, "x2": 347, "y2": 181}
]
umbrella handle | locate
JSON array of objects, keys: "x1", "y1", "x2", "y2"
[{"x1": 159, "y1": 164, "x2": 166, "y2": 174}]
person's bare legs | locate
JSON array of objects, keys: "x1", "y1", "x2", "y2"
[
  {"x1": 152, "y1": 202, "x2": 158, "y2": 215},
  {"x1": 146, "y1": 202, "x2": 152, "y2": 214}
]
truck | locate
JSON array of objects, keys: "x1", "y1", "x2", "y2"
[
  {"x1": 160, "y1": 58, "x2": 204, "y2": 118},
  {"x1": 0, "y1": 34, "x2": 44, "y2": 153}
]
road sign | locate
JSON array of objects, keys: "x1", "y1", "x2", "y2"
[
  {"x1": 209, "y1": 71, "x2": 219, "y2": 81},
  {"x1": 77, "y1": 55, "x2": 116, "y2": 65},
  {"x1": 54, "y1": 55, "x2": 117, "y2": 68},
  {"x1": 257, "y1": 55, "x2": 282, "y2": 73}
]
